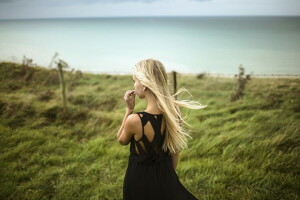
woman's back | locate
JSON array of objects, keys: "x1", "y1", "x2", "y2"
[
  {"x1": 131, "y1": 111, "x2": 167, "y2": 156},
  {"x1": 123, "y1": 111, "x2": 199, "y2": 200}
]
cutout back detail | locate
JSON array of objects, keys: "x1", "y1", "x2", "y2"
[{"x1": 132, "y1": 111, "x2": 166, "y2": 155}]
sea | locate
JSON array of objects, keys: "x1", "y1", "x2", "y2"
[{"x1": 0, "y1": 16, "x2": 299, "y2": 75}]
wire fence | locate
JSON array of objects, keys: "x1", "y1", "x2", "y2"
[
  {"x1": 196, "y1": 89, "x2": 300, "y2": 94},
  {"x1": 191, "y1": 121, "x2": 300, "y2": 129},
  {"x1": 172, "y1": 71, "x2": 300, "y2": 95},
  {"x1": 250, "y1": 74, "x2": 300, "y2": 77},
  {"x1": 203, "y1": 73, "x2": 300, "y2": 78},
  {"x1": 243, "y1": 89, "x2": 300, "y2": 94}
]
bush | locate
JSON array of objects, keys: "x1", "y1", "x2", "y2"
[
  {"x1": 38, "y1": 90, "x2": 55, "y2": 101},
  {"x1": 196, "y1": 73, "x2": 206, "y2": 79}
]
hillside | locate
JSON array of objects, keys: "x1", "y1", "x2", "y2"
[{"x1": 0, "y1": 62, "x2": 299, "y2": 200}]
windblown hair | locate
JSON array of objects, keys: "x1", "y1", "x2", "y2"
[{"x1": 133, "y1": 58, "x2": 207, "y2": 154}]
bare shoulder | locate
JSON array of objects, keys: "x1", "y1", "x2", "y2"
[
  {"x1": 126, "y1": 113, "x2": 140, "y2": 124},
  {"x1": 125, "y1": 113, "x2": 141, "y2": 132}
]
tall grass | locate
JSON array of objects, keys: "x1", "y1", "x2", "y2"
[{"x1": 0, "y1": 62, "x2": 299, "y2": 200}]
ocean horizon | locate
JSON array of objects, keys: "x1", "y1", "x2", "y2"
[{"x1": 1, "y1": 16, "x2": 300, "y2": 75}]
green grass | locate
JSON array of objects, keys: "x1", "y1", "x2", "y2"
[{"x1": 0, "y1": 62, "x2": 299, "y2": 200}]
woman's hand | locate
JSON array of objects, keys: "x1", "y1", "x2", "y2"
[{"x1": 124, "y1": 90, "x2": 136, "y2": 112}]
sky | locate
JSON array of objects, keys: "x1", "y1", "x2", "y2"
[{"x1": 0, "y1": 0, "x2": 299, "y2": 19}]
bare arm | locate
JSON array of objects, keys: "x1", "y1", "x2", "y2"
[
  {"x1": 170, "y1": 151, "x2": 180, "y2": 170},
  {"x1": 117, "y1": 108, "x2": 133, "y2": 139},
  {"x1": 171, "y1": 106, "x2": 182, "y2": 170}
]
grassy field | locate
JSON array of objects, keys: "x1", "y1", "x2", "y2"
[{"x1": 0, "y1": 62, "x2": 299, "y2": 200}]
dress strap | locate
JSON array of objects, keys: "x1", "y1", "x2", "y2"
[
  {"x1": 135, "y1": 112, "x2": 145, "y2": 142},
  {"x1": 135, "y1": 139, "x2": 146, "y2": 154}
]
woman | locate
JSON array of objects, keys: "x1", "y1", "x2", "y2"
[{"x1": 117, "y1": 59, "x2": 207, "y2": 200}]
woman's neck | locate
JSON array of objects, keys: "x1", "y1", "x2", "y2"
[{"x1": 145, "y1": 92, "x2": 161, "y2": 113}]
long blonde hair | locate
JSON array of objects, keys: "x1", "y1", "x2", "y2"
[{"x1": 133, "y1": 58, "x2": 207, "y2": 154}]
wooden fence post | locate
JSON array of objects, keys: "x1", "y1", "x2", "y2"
[
  {"x1": 57, "y1": 60, "x2": 68, "y2": 113},
  {"x1": 172, "y1": 71, "x2": 177, "y2": 99}
]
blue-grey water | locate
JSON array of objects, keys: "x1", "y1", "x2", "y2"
[{"x1": 0, "y1": 17, "x2": 299, "y2": 75}]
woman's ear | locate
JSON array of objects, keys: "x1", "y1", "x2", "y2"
[{"x1": 143, "y1": 86, "x2": 146, "y2": 91}]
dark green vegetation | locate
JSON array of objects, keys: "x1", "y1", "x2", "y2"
[{"x1": 0, "y1": 62, "x2": 299, "y2": 200}]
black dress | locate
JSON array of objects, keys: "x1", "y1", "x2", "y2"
[{"x1": 123, "y1": 111, "x2": 199, "y2": 200}]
